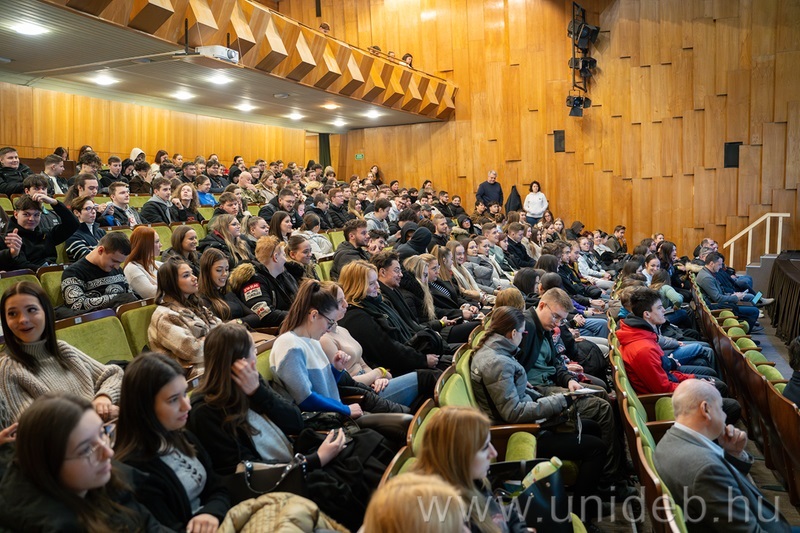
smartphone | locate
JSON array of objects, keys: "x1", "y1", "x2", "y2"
[{"x1": 751, "y1": 291, "x2": 762, "y2": 305}]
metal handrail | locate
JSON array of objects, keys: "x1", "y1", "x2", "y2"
[{"x1": 722, "y1": 212, "x2": 790, "y2": 267}]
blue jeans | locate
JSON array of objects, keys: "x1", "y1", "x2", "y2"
[
  {"x1": 665, "y1": 342, "x2": 717, "y2": 372},
  {"x1": 377, "y1": 372, "x2": 418, "y2": 407},
  {"x1": 734, "y1": 274, "x2": 754, "y2": 292},
  {"x1": 526, "y1": 215, "x2": 540, "y2": 225},
  {"x1": 580, "y1": 317, "x2": 609, "y2": 339}
]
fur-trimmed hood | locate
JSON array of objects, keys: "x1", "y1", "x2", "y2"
[{"x1": 228, "y1": 261, "x2": 257, "y2": 292}]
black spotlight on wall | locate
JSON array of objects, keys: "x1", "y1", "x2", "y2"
[
  {"x1": 566, "y1": 94, "x2": 591, "y2": 117},
  {"x1": 568, "y1": 21, "x2": 600, "y2": 52},
  {"x1": 568, "y1": 56, "x2": 597, "y2": 79}
]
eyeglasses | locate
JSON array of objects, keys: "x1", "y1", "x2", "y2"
[
  {"x1": 319, "y1": 313, "x2": 336, "y2": 331},
  {"x1": 544, "y1": 302, "x2": 569, "y2": 323},
  {"x1": 65, "y1": 422, "x2": 116, "y2": 465}
]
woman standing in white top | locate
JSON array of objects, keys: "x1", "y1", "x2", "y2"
[
  {"x1": 523, "y1": 181, "x2": 549, "y2": 225},
  {"x1": 123, "y1": 226, "x2": 162, "y2": 299}
]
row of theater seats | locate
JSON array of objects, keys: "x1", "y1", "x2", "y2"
[
  {"x1": 255, "y1": 312, "x2": 589, "y2": 533},
  {"x1": 690, "y1": 276, "x2": 800, "y2": 507}
]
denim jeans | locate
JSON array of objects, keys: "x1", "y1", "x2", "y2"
[
  {"x1": 580, "y1": 317, "x2": 610, "y2": 339},
  {"x1": 377, "y1": 372, "x2": 419, "y2": 407},
  {"x1": 664, "y1": 342, "x2": 717, "y2": 372}
]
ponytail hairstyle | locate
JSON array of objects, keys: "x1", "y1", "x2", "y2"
[
  {"x1": 473, "y1": 306, "x2": 525, "y2": 352},
  {"x1": 279, "y1": 278, "x2": 338, "y2": 335}
]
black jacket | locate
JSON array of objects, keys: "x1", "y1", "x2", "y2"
[
  {"x1": 504, "y1": 185, "x2": 522, "y2": 213},
  {"x1": 308, "y1": 206, "x2": 334, "y2": 230},
  {"x1": 338, "y1": 305, "x2": 429, "y2": 375},
  {"x1": 258, "y1": 197, "x2": 302, "y2": 228},
  {"x1": 104, "y1": 205, "x2": 143, "y2": 227},
  {"x1": 396, "y1": 227, "x2": 432, "y2": 262},
  {"x1": 188, "y1": 382, "x2": 316, "y2": 476},
  {"x1": 44, "y1": 173, "x2": 71, "y2": 196},
  {"x1": 0, "y1": 461, "x2": 171, "y2": 532},
  {"x1": 228, "y1": 261, "x2": 298, "y2": 327},
  {"x1": 328, "y1": 203, "x2": 353, "y2": 229},
  {"x1": 434, "y1": 201, "x2": 456, "y2": 219},
  {"x1": 0, "y1": 201, "x2": 79, "y2": 268},
  {"x1": 379, "y1": 281, "x2": 442, "y2": 333},
  {"x1": 428, "y1": 233, "x2": 449, "y2": 251},
  {"x1": 169, "y1": 204, "x2": 205, "y2": 223},
  {"x1": 557, "y1": 264, "x2": 591, "y2": 306},
  {"x1": 0, "y1": 163, "x2": 32, "y2": 195},
  {"x1": 330, "y1": 241, "x2": 370, "y2": 281},
  {"x1": 121, "y1": 431, "x2": 230, "y2": 530},
  {"x1": 140, "y1": 198, "x2": 172, "y2": 224},
  {"x1": 197, "y1": 231, "x2": 253, "y2": 269},
  {"x1": 65, "y1": 222, "x2": 106, "y2": 262},
  {"x1": 99, "y1": 170, "x2": 127, "y2": 189},
  {"x1": 506, "y1": 238, "x2": 535, "y2": 268}
]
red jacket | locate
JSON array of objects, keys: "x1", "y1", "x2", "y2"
[{"x1": 616, "y1": 317, "x2": 694, "y2": 394}]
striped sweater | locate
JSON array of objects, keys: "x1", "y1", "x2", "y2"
[{"x1": 0, "y1": 340, "x2": 123, "y2": 423}]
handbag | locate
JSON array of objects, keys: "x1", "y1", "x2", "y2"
[
  {"x1": 222, "y1": 453, "x2": 308, "y2": 505},
  {"x1": 487, "y1": 458, "x2": 572, "y2": 533}
]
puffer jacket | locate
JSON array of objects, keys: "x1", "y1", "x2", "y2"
[
  {"x1": 464, "y1": 255, "x2": 501, "y2": 293},
  {"x1": 218, "y1": 492, "x2": 348, "y2": 533},
  {"x1": 0, "y1": 162, "x2": 32, "y2": 195},
  {"x1": 471, "y1": 333, "x2": 568, "y2": 424}
]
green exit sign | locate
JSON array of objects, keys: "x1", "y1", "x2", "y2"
[{"x1": 355, "y1": 153, "x2": 364, "y2": 160}]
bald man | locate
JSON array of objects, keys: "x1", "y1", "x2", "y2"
[{"x1": 654, "y1": 380, "x2": 793, "y2": 532}]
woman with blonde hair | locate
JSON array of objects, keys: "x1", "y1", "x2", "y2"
[
  {"x1": 241, "y1": 215, "x2": 268, "y2": 255},
  {"x1": 411, "y1": 406, "x2": 526, "y2": 532},
  {"x1": 197, "y1": 213, "x2": 253, "y2": 268},
  {"x1": 364, "y1": 473, "x2": 467, "y2": 533},
  {"x1": 347, "y1": 197, "x2": 364, "y2": 220},
  {"x1": 446, "y1": 240, "x2": 495, "y2": 305},
  {"x1": 123, "y1": 226, "x2": 162, "y2": 299}
]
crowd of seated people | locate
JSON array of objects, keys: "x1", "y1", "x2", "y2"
[{"x1": 0, "y1": 144, "x2": 794, "y2": 531}]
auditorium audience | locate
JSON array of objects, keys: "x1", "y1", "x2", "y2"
[
  {"x1": 0, "y1": 282, "x2": 123, "y2": 423},
  {"x1": 114, "y1": 354, "x2": 229, "y2": 531},
  {"x1": 23, "y1": 174, "x2": 63, "y2": 233},
  {"x1": 0, "y1": 393, "x2": 166, "y2": 532},
  {"x1": 695, "y1": 252, "x2": 761, "y2": 332},
  {"x1": 2, "y1": 193, "x2": 79, "y2": 269},
  {"x1": 445, "y1": 240, "x2": 495, "y2": 305},
  {"x1": 286, "y1": 234, "x2": 318, "y2": 282},
  {"x1": 197, "y1": 214, "x2": 253, "y2": 268},
  {"x1": 169, "y1": 182, "x2": 204, "y2": 223},
  {"x1": 123, "y1": 226, "x2": 163, "y2": 299}
]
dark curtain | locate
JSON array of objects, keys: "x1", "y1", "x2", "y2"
[{"x1": 319, "y1": 133, "x2": 331, "y2": 169}]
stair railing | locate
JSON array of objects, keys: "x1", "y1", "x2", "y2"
[{"x1": 723, "y1": 212, "x2": 790, "y2": 268}]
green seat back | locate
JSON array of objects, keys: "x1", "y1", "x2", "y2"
[
  {"x1": 455, "y1": 350, "x2": 477, "y2": 402},
  {"x1": 744, "y1": 350, "x2": 768, "y2": 364},
  {"x1": 722, "y1": 318, "x2": 740, "y2": 327},
  {"x1": 775, "y1": 382, "x2": 787, "y2": 394},
  {"x1": 198, "y1": 207, "x2": 215, "y2": 220},
  {"x1": 398, "y1": 457, "x2": 417, "y2": 475},
  {"x1": 505, "y1": 431, "x2": 537, "y2": 462},
  {"x1": 317, "y1": 261, "x2": 334, "y2": 282},
  {"x1": 150, "y1": 225, "x2": 172, "y2": 260},
  {"x1": 39, "y1": 270, "x2": 64, "y2": 307},
  {"x1": 327, "y1": 231, "x2": 345, "y2": 249},
  {"x1": 109, "y1": 227, "x2": 133, "y2": 239},
  {"x1": 119, "y1": 304, "x2": 156, "y2": 355},
  {"x1": 256, "y1": 350, "x2": 273, "y2": 381},
  {"x1": 718, "y1": 310, "x2": 736, "y2": 318},
  {"x1": 247, "y1": 205, "x2": 260, "y2": 216},
  {"x1": 56, "y1": 316, "x2": 133, "y2": 364},
  {"x1": 438, "y1": 373, "x2": 473, "y2": 407},
  {"x1": 655, "y1": 397, "x2": 674, "y2": 421},
  {"x1": 0, "y1": 272, "x2": 41, "y2": 297},
  {"x1": 736, "y1": 337, "x2": 758, "y2": 350},
  {"x1": 56, "y1": 242, "x2": 70, "y2": 265},
  {"x1": 411, "y1": 406, "x2": 440, "y2": 455},
  {"x1": 738, "y1": 321, "x2": 750, "y2": 334},
  {"x1": 0, "y1": 197, "x2": 13, "y2": 212},
  {"x1": 727, "y1": 327, "x2": 747, "y2": 337},
  {"x1": 630, "y1": 406, "x2": 655, "y2": 449},
  {"x1": 129, "y1": 196, "x2": 149, "y2": 208},
  {"x1": 758, "y1": 365, "x2": 784, "y2": 381}
]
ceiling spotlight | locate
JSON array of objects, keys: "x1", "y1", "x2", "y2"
[
  {"x1": 568, "y1": 21, "x2": 600, "y2": 52},
  {"x1": 173, "y1": 90, "x2": 194, "y2": 101},
  {"x1": 322, "y1": 103, "x2": 340, "y2": 110},
  {"x1": 288, "y1": 112, "x2": 304, "y2": 120},
  {"x1": 236, "y1": 103, "x2": 255, "y2": 112},
  {"x1": 566, "y1": 95, "x2": 591, "y2": 117},
  {"x1": 12, "y1": 22, "x2": 49, "y2": 35},
  {"x1": 365, "y1": 110, "x2": 382, "y2": 118},
  {"x1": 209, "y1": 72, "x2": 233, "y2": 85},
  {"x1": 332, "y1": 119, "x2": 347, "y2": 127},
  {"x1": 93, "y1": 73, "x2": 118, "y2": 86}
]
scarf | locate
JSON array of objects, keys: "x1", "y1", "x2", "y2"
[{"x1": 358, "y1": 294, "x2": 415, "y2": 343}]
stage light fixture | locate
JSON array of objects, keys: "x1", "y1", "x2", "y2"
[
  {"x1": 566, "y1": 95, "x2": 591, "y2": 117},
  {"x1": 568, "y1": 21, "x2": 600, "y2": 52},
  {"x1": 568, "y1": 56, "x2": 597, "y2": 78}
]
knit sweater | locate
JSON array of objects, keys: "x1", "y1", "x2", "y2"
[
  {"x1": 65, "y1": 222, "x2": 106, "y2": 262},
  {"x1": 0, "y1": 340, "x2": 123, "y2": 422},
  {"x1": 62, "y1": 257, "x2": 136, "y2": 311},
  {"x1": 148, "y1": 302, "x2": 222, "y2": 367}
]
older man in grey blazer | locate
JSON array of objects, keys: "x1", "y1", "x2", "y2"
[{"x1": 654, "y1": 380, "x2": 793, "y2": 532}]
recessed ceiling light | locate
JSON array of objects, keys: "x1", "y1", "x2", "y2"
[
  {"x1": 236, "y1": 103, "x2": 255, "y2": 112},
  {"x1": 173, "y1": 90, "x2": 194, "y2": 101},
  {"x1": 273, "y1": 93, "x2": 290, "y2": 99},
  {"x1": 209, "y1": 72, "x2": 232, "y2": 85},
  {"x1": 332, "y1": 119, "x2": 347, "y2": 127},
  {"x1": 322, "y1": 103, "x2": 340, "y2": 110},
  {"x1": 288, "y1": 112, "x2": 304, "y2": 120},
  {"x1": 12, "y1": 22, "x2": 49, "y2": 35},
  {"x1": 93, "y1": 73, "x2": 118, "y2": 86},
  {"x1": 365, "y1": 110, "x2": 382, "y2": 118}
]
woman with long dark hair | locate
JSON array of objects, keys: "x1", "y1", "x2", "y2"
[
  {"x1": 0, "y1": 282, "x2": 122, "y2": 423},
  {"x1": 114, "y1": 353, "x2": 229, "y2": 531},
  {"x1": 162, "y1": 225, "x2": 200, "y2": 276},
  {"x1": 198, "y1": 248, "x2": 260, "y2": 328},
  {"x1": 0, "y1": 393, "x2": 167, "y2": 532}
]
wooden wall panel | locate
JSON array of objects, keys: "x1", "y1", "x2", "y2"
[{"x1": 0, "y1": 82, "x2": 306, "y2": 171}]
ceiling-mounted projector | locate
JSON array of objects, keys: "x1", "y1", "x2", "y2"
[{"x1": 195, "y1": 46, "x2": 239, "y2": 64}]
